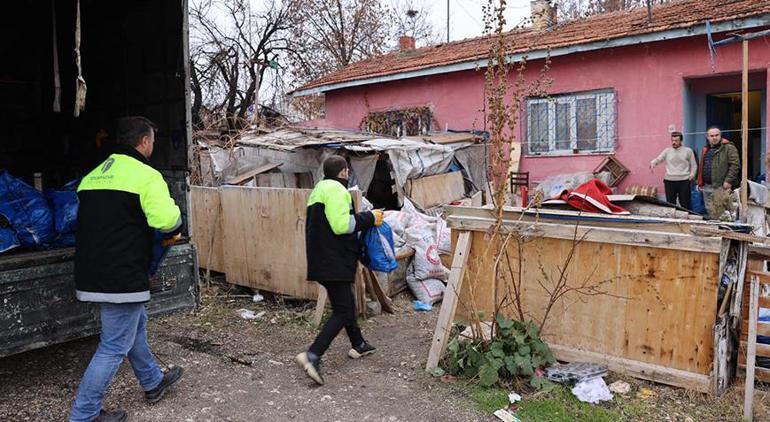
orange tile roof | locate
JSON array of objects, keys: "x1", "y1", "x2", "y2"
[{"x1": 297, "y1": 0, "x2": 770, "y2": 93}]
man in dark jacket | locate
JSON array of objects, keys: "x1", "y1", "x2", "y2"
[
  {"x1": 295, "y1": 156, "x2": 383, "y2": 385},
  {"x1": 697, "y1": 126, "x2": 740, "y2": 219},
  {"x1": 70, "y1": 117, "x2": 184, "y2": 422}
]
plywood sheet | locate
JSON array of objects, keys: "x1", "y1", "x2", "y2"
[
  {"x1": 456, "y1": 233, "x2": 720, "y2": 375},
  {"x1": 406, "y1": 171, "x2": 465, "y2": 209},
  {"x1": 220, "y1": 186, "x2": 318, "y2": 299},
  {"x1": 190, "y1": 186, "x2": 225, "y2": 273}
]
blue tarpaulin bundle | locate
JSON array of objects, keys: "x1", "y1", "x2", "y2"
[
  {"x1": 0, "y1": 171, "x2": 56, "y2": 249},
  {"x1": 0, "y1": 227, "x2": 19, "y2": 254},
  {"x1": 363, "y1": 221, "x2": 398, "y2": 273},
  {"x1": 46, "y1": 178, "x2": 80, "y2": 246}
]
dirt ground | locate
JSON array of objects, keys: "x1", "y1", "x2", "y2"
[
  {"x1": 1, "y1": 291, "x2": 769, "y2": 422},
  {"x1": 0, "y1": 293, "x2": 483, "y2": 422}
]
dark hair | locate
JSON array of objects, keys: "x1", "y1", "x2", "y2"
[
  {"x1": 323, "y1": 155, "x2": 348, "y2": 178},
  {"x1": 707, "y1": 125, "x2": 721, "y2": 133},
  {"x1": 116, "y1": 116, "x2": 157, "y2": 147},
  {"x1": 671, "y1": 131, "x2": 683, "y2": 141}
]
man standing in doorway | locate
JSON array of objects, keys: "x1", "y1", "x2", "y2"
[
  {"x1": 296, "y1": 156, "x2": 383, "y2": 385},
  {"x1": 70, "y1": 117, "x2": 184, "y2": 422},
  {"x1": 697, "y1": 126, "x2": 740, "y2": 218},
  {"x1": 650, "y1": 131, "x2": 697, "y2": 210}
]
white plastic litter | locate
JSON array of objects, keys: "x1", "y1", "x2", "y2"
[
  {"x1": 608, "y1": 380, "x2": 631, "y2": 394},
  {"x1": 360, "y1": 195, "x2": 375, "y2": 212},
  {"x1": 493, "y1": 409, "x2": 522, "y2": 422},
  {"x1": 238, "y1": 309, "x2": 265, "y2": 320},
  {"x1": 508, "y1": 392, "x2": 522, "y2": 403},
  {"x1": 459, "y1": 321, "x2": 493, "y2": 342},
  {"x1": 252, "y1": 293, "x2": 264, "y2": 303},
  {"x1": 571, "y1": 377, "x2": 613, "y2": 404}
]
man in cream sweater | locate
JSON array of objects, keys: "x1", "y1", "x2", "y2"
[{"x1": 650, "y1": 132, "x2": 697, "y2": 210}]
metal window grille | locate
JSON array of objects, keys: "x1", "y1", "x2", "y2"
[{"x1": 526, "y1": 90, "x2": 616, "y2": 155}]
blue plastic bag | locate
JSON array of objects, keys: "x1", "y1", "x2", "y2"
[
  {"x1": 150, "y1": 229, "x2": 182, "y2": 276},
  {"x1": 46, "y1": 178, "x2": 80, "y2": 235},
  {"x1": 0, "y1": 171, "x2": 55, "y2": 248},
  {"x1": 363, "y1": 221, "x2": 397, "y2": 273},
  {"x1": 0, "y1": 227, "x2": 20, "y2": 254},
  {"x1": 690, "y1": 184, "x2": 706, "y2": 215}
]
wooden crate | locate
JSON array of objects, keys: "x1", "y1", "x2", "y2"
[
  {"x1": 594, "y1": 155, "x2": 630, "y2": 187},
  {"x1": 437, "y1": 206, "x2": 736, "y2": 393}
]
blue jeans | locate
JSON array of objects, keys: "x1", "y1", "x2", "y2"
[{"x1": 70, "y1": 303, "x2": 164, "y2": 422}]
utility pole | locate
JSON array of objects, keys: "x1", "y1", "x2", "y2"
[{"x1": 446, "y1": 0, "x2": 449, "y2": 43}]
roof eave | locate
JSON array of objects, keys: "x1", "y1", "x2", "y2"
[{"x1": 292, "y1": 13, "x2": 770, "y2": 97}]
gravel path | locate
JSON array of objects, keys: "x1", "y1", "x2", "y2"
[{"x1": 0, "y1": 295, "x2": 484, "y2": 422}]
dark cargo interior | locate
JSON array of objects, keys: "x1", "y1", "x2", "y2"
[
  {"x1": 0, "y1": 0, "x2": 190, "y2": 247},
  {"x1": 0, "y1": 1, "x2": 197, "y2": 358}
]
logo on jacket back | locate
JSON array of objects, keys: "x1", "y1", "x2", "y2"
[{"x1": 101, "y1": 158, "x2": 115, "y2": 173}]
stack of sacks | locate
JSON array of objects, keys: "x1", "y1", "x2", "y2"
[{"x1": 383, "y1": 199, "x2": 452, "y2": 305}]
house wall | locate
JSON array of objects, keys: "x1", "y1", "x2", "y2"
[{"x1": 318, "y1": 33, "x2": 770, "y2": 193}]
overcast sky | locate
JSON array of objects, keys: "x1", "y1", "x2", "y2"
[
  {"x1": 242, "y1": 0, "x2": 534, "y2": 108},
  {"x1": 416, "y1": 0, "x2": 532, "y2": 42}
]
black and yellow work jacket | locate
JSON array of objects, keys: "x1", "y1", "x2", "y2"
[
  {"x1": 75, "y1": 145, "x2": 181, "y2": 303},
  {"x1": 305, "y1": 178, "x2": 374, "y2": 283}
]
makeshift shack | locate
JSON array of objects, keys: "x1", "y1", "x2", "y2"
[
  {"x1": 190, "y1": 127, "x2": 488, "y2": 302},
  {"x1": 427, "y1": 205, "x2": 754, "y2": 394}
]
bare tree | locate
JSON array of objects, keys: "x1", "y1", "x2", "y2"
[
  {"x1": 392, "y1": 0, "x2": 439, "y2": 47},
  {"x1": 288, "y1": 0, "x2": 393, "y2": 84},
  {"x1": 559, "y1": 0, "x2": 669, "y2": 21},
  {"x1": 189, "y1": 0, "x2": 298, "y2": 129}
]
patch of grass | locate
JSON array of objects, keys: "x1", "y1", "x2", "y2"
[
  {"x1": 471, "y1": 386, "x2": 510, "y2": 414},
  {"x1": 517, "y1": 386, "x2": 621, "y2": 422}
]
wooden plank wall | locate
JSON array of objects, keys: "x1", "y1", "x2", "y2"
[
  {"x1": 456, "y1": 233, "x2": 721, "y2": 377},
  {"x1": 190, "y1": 186, "x2": 225, "y2": 272},
  {"x1": 219, "y1": 186, "x2": 318, "y2": 299},
  {"x1": 406, "y1": 171, "x2": 465, "y2": 209}
]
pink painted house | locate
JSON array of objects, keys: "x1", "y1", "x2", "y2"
[{"x1": 293, "y1": 0, "x2": 770, "y2": 195}]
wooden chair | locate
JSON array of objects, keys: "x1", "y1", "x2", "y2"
[
  {"x1": 509, "y1": 172, "x2": 529, "y2": 193},
  {"x1": 510, "y1": 172, "x2": 530, "y2": 206}
]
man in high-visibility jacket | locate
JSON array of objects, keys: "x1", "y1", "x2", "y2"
[
  {"x1": 70, "y1": 117, "x2": 184, "y2": 422},
  {"x1": 296, "y1": 156, "x2": 383, "y2": 385}
]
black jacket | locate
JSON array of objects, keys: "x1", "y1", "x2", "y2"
[
  {"x1": 75, "y1": 145, "x2": 182, "y2": 303},
  {"x1": 305, "y1": 178, "x2": 374, "y2": 283}
]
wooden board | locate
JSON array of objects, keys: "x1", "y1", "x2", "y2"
[
  {"x1": 745, "y1": 270, "x2": 759, "y2": 421},
  {"x1": 406, "y1": 172, "x2": 465, "y2": 209},
  {"x1": 426, "y1": 231, "x2": 472, "y2": 370},
  {"x1": 446, "y1": 215, "x2": 721, "y2": 254},
  {"x1": 225, "y1": 162, "x2": 281, "y2": 185},
  {"x1": 455, "y1": 231, "x2": 721, "y2": 377},
  {"x1": 190, "y1": 186, "x2": 225, "y2": 273},
  {"x1": 253, "y1": 172, "x2": 314, "y2": 189},
  {"x1": 219, "y1": 186, "x2": 318, "y2": 299},
  {"x1": 549, "y1": 344, "x2": 711, "y2": 393}
]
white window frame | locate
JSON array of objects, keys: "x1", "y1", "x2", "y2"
[{"x1": 526, "y1": 90, "x2": 616, "y2": 155}]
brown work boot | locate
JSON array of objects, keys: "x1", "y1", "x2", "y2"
[{"x1": 93, "y1": 408, "x2": 128, "y2": 422}]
